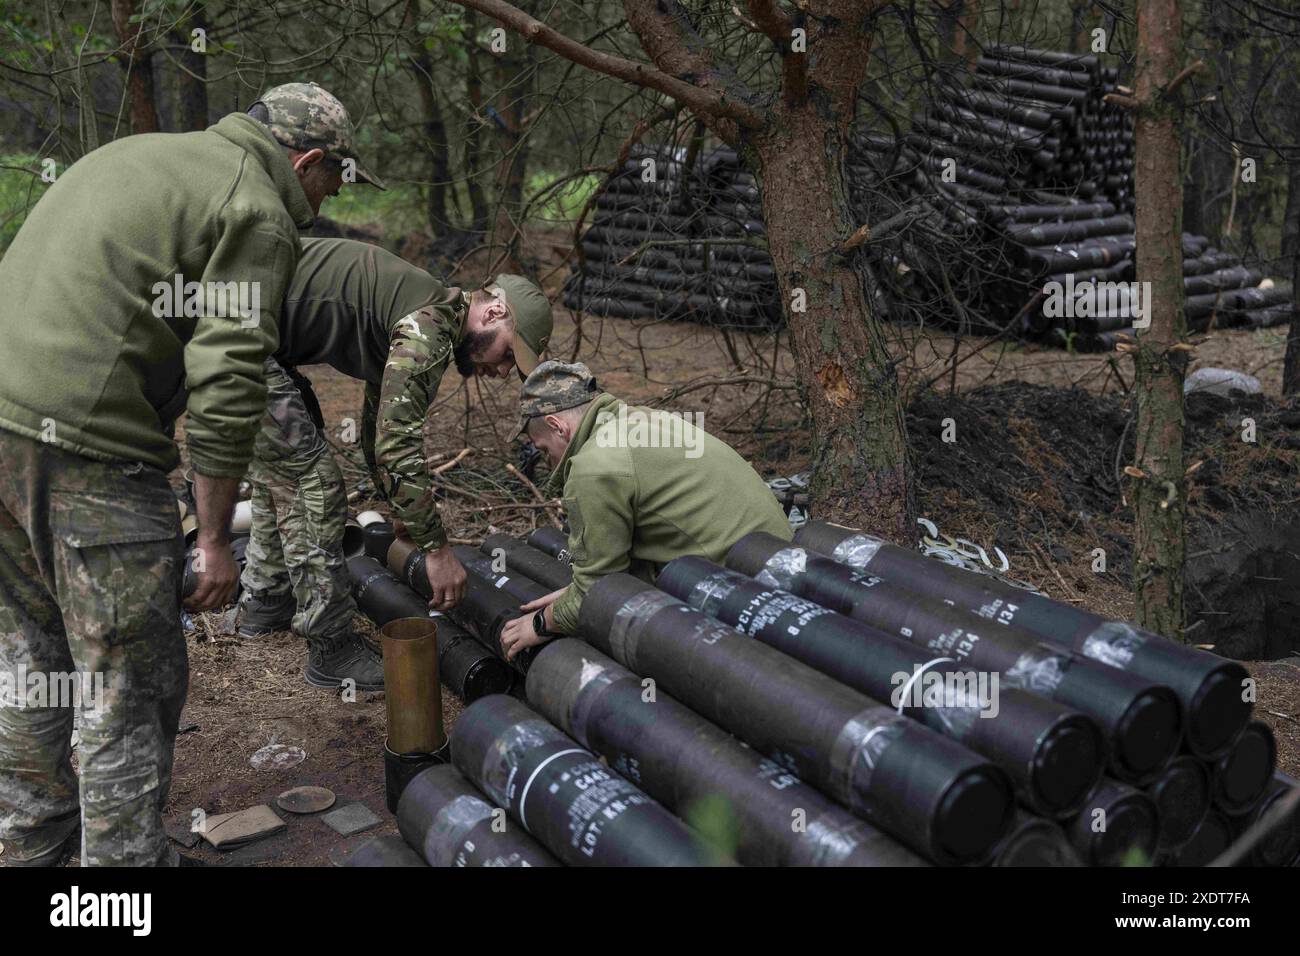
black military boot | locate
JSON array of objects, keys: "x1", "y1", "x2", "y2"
[
  {"x1": 235, "y1": 590, "x2": 296, "y2": 638},
  {"x1": 304, "y1": 634, "x2": 385, "y2": 692}
]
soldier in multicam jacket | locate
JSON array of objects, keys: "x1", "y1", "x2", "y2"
[
  {"x1": 0, "y1": 81, "x2": 376, "y2": 867},
  {"x1": 234, "y1": 237, "x2": 553, "y2": 691}
]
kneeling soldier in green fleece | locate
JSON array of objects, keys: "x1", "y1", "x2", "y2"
[
  {"x1": 0, "y1": 82, "x2": 378, "y2": 866},
  {"x1": 234, "y1": 237, "x2": 554, "y2": 691},
  {"x1": 498, "y1": 361, "x2": 792, "y2": 661}
]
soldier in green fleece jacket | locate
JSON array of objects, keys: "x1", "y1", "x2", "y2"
[
  {"x1": 498, "y1": 362, "x2": 792, "y2": 661},
  {"x1": 0, "y1": 82, "x2": 379, "y2": 867}
]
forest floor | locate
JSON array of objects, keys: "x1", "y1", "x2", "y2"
[{"x1": 149, "y1": 226, "x2": 1300, "y2": 867}]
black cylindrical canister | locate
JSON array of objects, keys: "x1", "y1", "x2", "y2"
[
  {"x1": 348, "y1": 556, "x2": 513, "y2": 702},
  {"x1": 987, "y1": 810, "x2": 1081, "y2": 866},
  {"x1": 397, "y1": 764, "x2": 560, "y2": 867},
  {"x1": 1067, "y1": 778, "x2": 1159, "y2": 866},
  {"x1": 657, "y1": 556, "x2": 1103, "y2": 818},
  {"x1": 453, "y1": 545, "x2": 550, "y2": 605},
  {"x1": 480, "y1": 533, "x2": 574, "y2": 590},
  {"x1": 1168, "y1": 810, "x2": 1233, "y2": 867},
  {"x1": 451, "y1": 694, "x2": 721, "y2": 866},
  {"x1": 726, "y1": 532, "x2": 1181, "y2": 783},
  {"x1": 526, "y1": 638, "x2": 928, "y2": 867},
  {"x1": 788, "y1": 521, "x2": 1249, "y2": 760},
  {"x1": 384, "y1": 737, "x2": 449, "y2": 814},
  {"x1": 1144, "y1": 755, "x2": 1210, "y2": 850},
  {"x1": 526, "y1": 526, "x2": 573, "y2": 565},
  {"x1": 363, "y1": 522, "x2": 396, "y2": 562},
  {"x1": 1227, "y1": 772, "x2": 1300, "y2": 867},
  {"x1": 1211, "y1": 721, "x2": 1277, "y2": 815},
  {"x1": 578, "y1": 573, "x2": 1014, "y2": 864},
  {"x1": 345, "y1": 834, "x2": 429, "y2": 867}
]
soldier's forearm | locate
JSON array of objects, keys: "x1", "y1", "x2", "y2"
[{"x1": 192, "y1": 473, "x2": 241, "y2": 546}]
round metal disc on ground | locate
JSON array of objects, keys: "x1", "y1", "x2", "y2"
[{"x1": 276, "y1": 786, "x2": 336, "y2": 815}]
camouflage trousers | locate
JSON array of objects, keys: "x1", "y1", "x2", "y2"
[
  {"x1": 238, "y1": 359, "x2": 356, "y2": 647},
  {"x1": 0, "y1": 429, "x2": 186, "y2": 866}
]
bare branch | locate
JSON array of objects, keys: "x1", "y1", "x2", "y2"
[{"x1": 445, "y1": 0, "x2": 762, "y2": 132}]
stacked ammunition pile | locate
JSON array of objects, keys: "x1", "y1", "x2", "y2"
[
  {"x1": 561, "y1": 144, "x2": 780, "y2": 329},
  {"x1": 351, "y1": 520, "x2": 1298, "y2": 867},
  {"x1": 849, "y1": 45, "x2": 1295, "y2": 348}
]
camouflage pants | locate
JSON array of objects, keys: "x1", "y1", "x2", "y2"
[
  {"x1": 239, "y1": 359, "x2": 356, "y2": 646},
  {"x1": 0, "y1": 429, "x2": 186, "y2": 866}
]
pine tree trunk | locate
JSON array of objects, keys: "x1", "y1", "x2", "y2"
[
  {"x1": 111, "y1": 0, "x2": 159, "y2": 134},
  {"x1": 747, "y1": 87, "x2": 913, "y2": 540},
  {"x1": 1131, "y1": 0, "x2": 1189, "y2": 639}
]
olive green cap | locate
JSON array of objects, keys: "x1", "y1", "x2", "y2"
[{"x1": 485, "y1": 274, "x2": 553, "y2": 377}]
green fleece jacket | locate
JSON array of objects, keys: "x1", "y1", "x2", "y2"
[
  {"x1": 549, "y1": 393, "x2": 793, "y2": 634},
  {"x1": 0, "y1": 113, "x2": 313, "y2": 477}
]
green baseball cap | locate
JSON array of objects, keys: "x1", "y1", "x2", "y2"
[
  {"x1": 252, "y1": 81, "x2": 386, "y2": 190},
  {"x1": 510, "y1": 361, "x2": 599, "y2": 441},
  {"x1": 486, "y1": 274, "x2": 553, "y2": 377}
]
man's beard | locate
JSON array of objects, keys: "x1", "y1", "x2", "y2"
[{"x1": 454, "y1": 328, "x2": 498, "y2": 377}]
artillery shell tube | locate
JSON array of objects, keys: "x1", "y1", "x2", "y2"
[
  {"x1": 380, "y1": 616, "x2": 445, "y2": 754},
  {"x1": 526, "y1": 638, "x2": 928, "y2": 867},
  {"x1": 1144, "y1": 755, "x2": 1210, "y2": 850},
  {"x1": 727, "y1": 532, "x2": 1181, "y2": 781},
  {"x1": 988, "y1": 811, "x2": 1081, "y2": 866},
  {"x1": 479, "y1": 534, "x2": 573, "y2": 590},
  {"x1": 790, "y1": 521, "x2": 1248, "y2": 760},
  {"x1": 1211, "y1": 721, "x2": 1277, "y2": 815},
  {"x1": 1066, "y1": 779, "x2": 1158, "y2": 866},
  {"x1": 362, "y1": 521, "x2": 396, "y2": 562},
  {"x1": 349, "y1": 556, "x2": 512, "y2": 702},
  {"x1": 397, "y1": 765, "x2": 560, "y2": 867},
  {"x1": 525, "y1": 526, "x2": 572, "y2": 564},
  {"x1": 450, "y1": 694, "x2": 719, "y2": 866},
  {"x1": 578, "y1": 574, "x2": 1014, "y2": 864},
  {"x1": 1228, "y1": 773, "x2": 1300, "y2": 867},
  {"x1": 1169, "y1": 810, "x2": 1233, "y2": 867},
  {"x1": 656, "y1": 556, "x2": 1103, "y2": 818}
]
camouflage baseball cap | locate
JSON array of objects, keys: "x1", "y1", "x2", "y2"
[
  {"x1": 485, "y1": 274, "x2": 553, "y2": 377},
  {"x1": 510, "y1": 361, "x2": 599, "y2": 441},
  {"x1": 252, "y1": 81, "x2": 386, "y2": 190}
]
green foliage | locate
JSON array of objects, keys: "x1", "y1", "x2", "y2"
[
  {"x1": 0, "y1": 155, "x2": 51, "y2": 254},
  {"x1": 682, "y1": 792, "x2": 741, "y2": 865}
]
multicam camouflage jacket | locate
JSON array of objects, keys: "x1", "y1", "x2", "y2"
[
  {"x1": 277, "y1": 237, "x2": 466, "y2": 551},
  {"x1": 360, "y1": 304, "x2": 463, "y2": 551}
]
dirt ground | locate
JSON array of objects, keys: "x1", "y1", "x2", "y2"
[{"x1": 158, "y1": 244, "x2": 1300, "y2": 865}]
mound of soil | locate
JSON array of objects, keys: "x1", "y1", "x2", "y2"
[{"x1": 908, "y1": 382, "x2": 1300, "y2": 659}]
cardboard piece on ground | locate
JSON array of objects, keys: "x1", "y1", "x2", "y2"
[
  {"x1": 321, "y1": 802, "x2": 381, "y2": 837},
  {"x1": 200, "y1": 805, "x2": 287, "y2": 850}
]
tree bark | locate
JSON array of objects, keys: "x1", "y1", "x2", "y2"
[
  {"x1": 111, "y1": 0, "x2": 159, "y2": 134},
  {"x1": 1131, "y1": 0, "x2": 1189, "y2": 640},
  {"x1": 175, "y1": 4, "x2": 208, "y2": 132},
  {"x1": 464, "y1": 11, "x2": 492, "y2": 234},
  {"x1": 404, "y1": 0, "x2": 454, "y2": 236},
  {"x1": 1281, "y1": 78, "x2": 1300, "y2": 395}
]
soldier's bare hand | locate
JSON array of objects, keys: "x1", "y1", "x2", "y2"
[
  {"x1": 424, "y1": 545, "x2": 467, "y2": 611},
  {"x1": 519, "y1": 587, "x2": 566, "y2": 613},
  {"x1": 185, "y1": 533, "x2": 240, "y2": 611}
]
